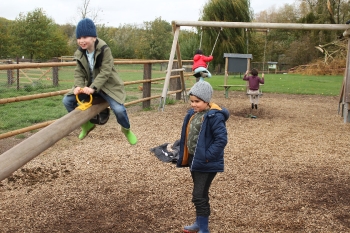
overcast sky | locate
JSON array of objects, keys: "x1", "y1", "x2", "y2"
[{"x1": 1, "y1": 0, "x2": 296, "y2": 27}]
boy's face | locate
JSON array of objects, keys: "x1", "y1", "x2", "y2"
[
  {"x1": 189, "y1": 95, "x2": 209, "y2": 112},
  {"x1": 77, "y1": 36, "x2": 96, "y2": 52}
]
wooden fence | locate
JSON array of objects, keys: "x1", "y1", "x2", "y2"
[{"x1": 0, "y1": 59, "x2": 193, "y2": 139}]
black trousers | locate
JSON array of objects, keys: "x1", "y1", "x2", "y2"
[{"x1": 191, "y1": 171, "x2": 217, "y2": 217}]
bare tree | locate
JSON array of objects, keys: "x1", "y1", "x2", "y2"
[{"x1": 76, "y1": 0, "x2": 103, "y2": 23}]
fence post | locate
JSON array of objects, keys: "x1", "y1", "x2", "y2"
[
  {"x1": 16, "y1": 57, "x2": 20, "y2": 90},
  {"x1": 142, "y1": 63, "x2": 152, "y2": 109},
  {"x1": 6, "y1": 60, "x2": 13, "y2": 86},
  {"x1": 52, "y1": 58, "x2": 59, "y2": 87}
]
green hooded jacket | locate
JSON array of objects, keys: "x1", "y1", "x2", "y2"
[{"x1": 67, "y1": 38, "x2": 125, "y2": 104}]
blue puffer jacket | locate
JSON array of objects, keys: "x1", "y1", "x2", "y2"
[{"x1": 176, "y1": 103, "x2": 229, "y2": 172}]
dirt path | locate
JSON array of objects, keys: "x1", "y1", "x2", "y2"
[{"x1": 1, "y1": 92, "x2": 350, "y2": 233}]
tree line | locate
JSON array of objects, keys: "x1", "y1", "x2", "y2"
[{"x1": 0, "y1": 0, "x2": 349, "y2": 71}]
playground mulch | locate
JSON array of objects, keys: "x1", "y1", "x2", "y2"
[{"x1": 1, "y1": 91, "x2": 350, "y2": 233}]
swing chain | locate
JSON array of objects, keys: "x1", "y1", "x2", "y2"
[
  {"x1": 199, "y1": 27, "x2": 203, "y2": 49},
  {"x1": 210, "y1": 27, "x2": 223, "y2": 56},
  {"x1": 262, "y1": 29, "x2": 269, "y2": 72}
]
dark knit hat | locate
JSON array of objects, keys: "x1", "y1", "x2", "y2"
[
  {"x1": 189, "y1": 81, "x2": 213, "y2": 103},
  {"x1": 76, "y1": 18, "x2": 97, "y2": 38}
]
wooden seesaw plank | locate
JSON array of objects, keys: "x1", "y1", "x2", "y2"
[{"x1": 0, "y1": 101, "x2": 109, "y2": 181}]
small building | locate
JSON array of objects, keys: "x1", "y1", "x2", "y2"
[{"x1": 267, "y1": 61, "x2": 278, "y2": 74}]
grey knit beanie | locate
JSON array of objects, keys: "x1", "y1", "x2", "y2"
[
  {"x1": 189, "y1": 81, "x2": 213, "y2": 103},
  {"x1": 76, "y1": 18, "x2": 97, "y2": 39}
]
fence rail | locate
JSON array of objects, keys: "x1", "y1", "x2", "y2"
[{"x1": 0, "y1": 59, "x2": 193, "y2": 139}]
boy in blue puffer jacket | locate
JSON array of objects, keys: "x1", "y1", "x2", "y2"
[{"x1": 177, "y1": 81, "x2": 229, "y2": 233}]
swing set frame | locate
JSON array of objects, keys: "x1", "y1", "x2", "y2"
[{"x1": 159, "y1": 20, "x2": 350, "y2": 123}]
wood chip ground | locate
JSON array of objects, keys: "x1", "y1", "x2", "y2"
[{"x1": 1, "y1": 91, "x2": 350, "y2": 232}]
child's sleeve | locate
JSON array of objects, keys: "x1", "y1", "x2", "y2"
[
  {"x1": 260, "y1": 77, "x2": 265, "y2": 84},
  {"x1": 203, "y1": 55, "x2": 213, "y2": 62}
]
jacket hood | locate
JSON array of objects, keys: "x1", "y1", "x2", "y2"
[
  {"x1": 193, "y1": 54, "x2": 202, "y2": 61},
  {"x1": 208, "y1": 102, "x2": 229, "y2": 122},
  {"x1": 187, "y1": 102, "x2": 229, "y2": 122}
]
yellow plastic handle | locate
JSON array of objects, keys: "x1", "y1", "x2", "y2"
[{"x1": 75, "y1": 94, "x2": 93, "y2": 110}]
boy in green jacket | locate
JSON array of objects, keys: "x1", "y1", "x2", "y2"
[{"x1": 62, "y1": 18, "x2": 137, "y2": 145}]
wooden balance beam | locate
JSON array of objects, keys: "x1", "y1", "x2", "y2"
[{"x1": 0, "y1": 101, "x2": 109, "y2": 182}]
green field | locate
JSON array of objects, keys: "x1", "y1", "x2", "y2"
[
  {"x1": 209, "y1": 73, "x2": 343, "y2": 96},
  {"x1": 0, "y1": 63, "x2": 344, "y2": 134}
]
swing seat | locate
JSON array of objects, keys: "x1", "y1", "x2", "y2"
[
  {"x1": 246, "y1": 84, "x2": 264, "y2": 97},
  {"x1": 246, "y1": 90, "x2": 263, "y2": 97},
  {"x1": 193, "y1": 71, "x2": 208, "y2": 78},
  {"x1": 193, "y1": 67, "x2": 211, "y2": 78}
]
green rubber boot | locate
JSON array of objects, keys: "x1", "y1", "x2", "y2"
[
  {"x1": 78, "y1": 121, "x2": 95, "y2": 140},
  {"x1": 121, "y1": 127, "x2": 137, "y2": 145}
]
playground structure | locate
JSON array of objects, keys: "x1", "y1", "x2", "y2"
[{"x1": 159, "y1": 21, "x2": 350, "y2": 123}]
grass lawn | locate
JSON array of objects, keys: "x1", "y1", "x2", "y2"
[
  {"x1": 208, "y1": 73, "x2": 343, "y2": 96},
  {"x1": 0, "y1": 64, "x2": 344, "y2": 134}
]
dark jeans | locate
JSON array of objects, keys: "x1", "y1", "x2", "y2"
[
  {"x1": 62, "y1": 92, "x2": 131, "y2": 129},
  {"x1": 191, "y1": 171, "x2": 217, "y2": 217}
]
